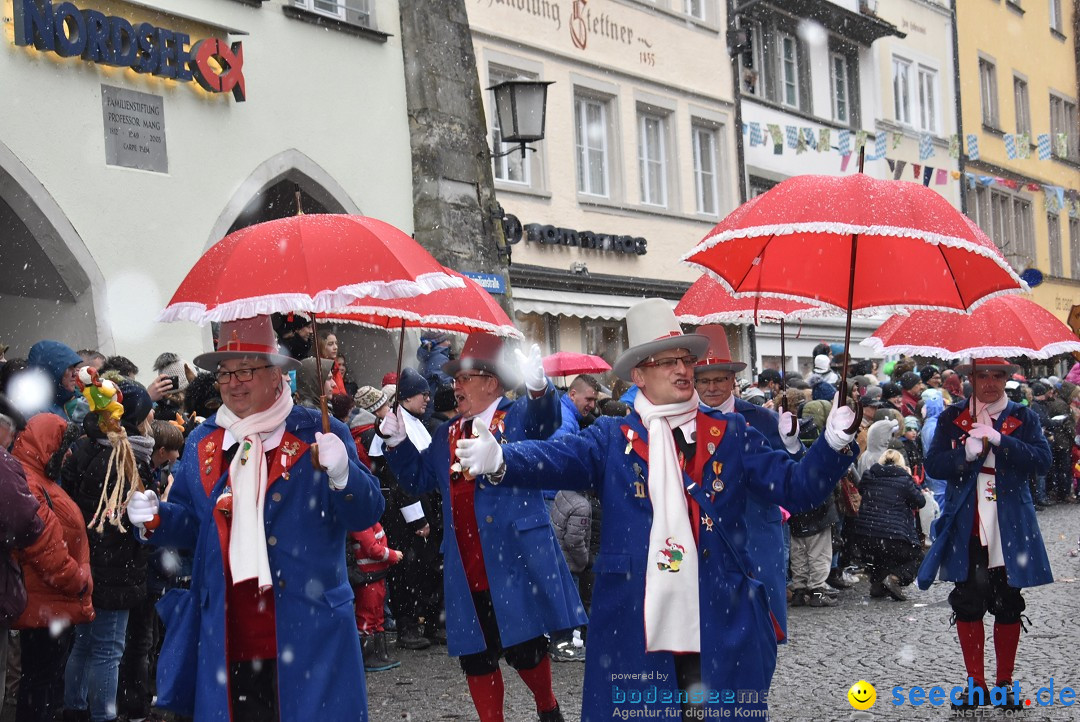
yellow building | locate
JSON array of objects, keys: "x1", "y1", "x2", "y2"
[{"x1": 956, "y1": 0, "x2": 1080, "y2": 323}]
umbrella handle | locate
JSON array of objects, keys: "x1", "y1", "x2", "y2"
[
  {"x1": 844, "y1": 401, "x2": 864, "y2": 436},
  {"x1": 310, "y1": 393, "x2": 331, "y2": 471},
  {"x1": 778, "y1": 394, "x2": 798, "y2": 437}
]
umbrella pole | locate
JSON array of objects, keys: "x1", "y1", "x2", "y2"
[
  {"x1": 841, "y1": 234, "x2": 865, "y2": 435},
  {"x1": 779, "y1": 319, "x2": 797, "y2": 436},
  {"x1": 309, "y1": 312, "x2": 330, "y2": 471},
  {"x1": 392, "y1": 318, "x2": 406, "y2": 411}
]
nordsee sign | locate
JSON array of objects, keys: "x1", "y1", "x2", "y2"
[{"x1": 13, "y1": 0, "x2": 247, "y2": 101}]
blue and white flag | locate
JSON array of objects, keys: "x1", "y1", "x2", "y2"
[
  {"x1": 919, "y1": 134, "x2": 934, "y2": 160},
  {"x1": 966, "y1": 134, "x2": 980, "y2": 161},
  {"x1": 1038, "y1": 133, "x2": 1052, "y2": 160},
  {"x1": 838, "y1": 130, "x2": 851, "y2": 156}
]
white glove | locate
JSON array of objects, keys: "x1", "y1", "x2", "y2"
[
  {"x1": 378, "y1": 407, "x2": 407, "y2": 448},
  {"x1": 964, "y1": 434, "x2": 986, "y2": 462},
  {"x1": 514, "y1": 344, "x2": 547, "y2": 393},
  {"x1": 969, "y1": 423, "x2": 1001, "y2": 446},
  {"x1": 455, "y1": 421, "x2": 505, "y2": 479},
  {"x1": 315, "y1": 432, "x2": 350, "y2": 489},
  {"x1": 127, "y1": 490, "x2": 159, "y2": 526},
  {"x1": 824, "y1": 393, "x2": 857, "y2": 452},
  {"x1": 779, "y1": 411, "x2": 802, "y2": 455}
]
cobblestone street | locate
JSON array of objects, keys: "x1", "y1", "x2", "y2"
[{"x1": 365, "y1": 505, "x2": 1080, "y2": 722}]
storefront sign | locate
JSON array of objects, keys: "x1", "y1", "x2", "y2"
[
  {"x1": 462, "y1": 271, "x2": 507, "y2": 295},
  {"x1": 101, "y1": 85, "x2": 167, "y2": 173},
  {"x1": 13, "y1": 0, "x2": 246, "y2": 101},
  {"x1": 502, "y1": 214, "x2": 648, "y2": 256}
]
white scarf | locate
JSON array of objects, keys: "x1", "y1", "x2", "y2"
[
  {"x1": 974, "y1": 395, "x2": 1008, "y2": 569},
  {"x1": 634, "y1": 391, "x2": 702, "y2": 653},
  {"x1": 215, "y1": 378, "x2": 294, "y2": 590}
]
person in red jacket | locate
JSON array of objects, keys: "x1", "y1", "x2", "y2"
[
  {"x1": 348, "y1": 524, "x2": 402, "y2": 672},
  {"x1": 11, "y1": 415, "x2": 94, "y2": 722}
]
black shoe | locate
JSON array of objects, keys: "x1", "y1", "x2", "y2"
[
  {"x1": 396, "y1": 625, "x2": 432, "y2": 650},
  {"x1": 362, "y1": 632, "x2": 402, "y2": 672},
  {"x1": 538, "y1": 704, "x2": 565, "y2": 722},
  {"x1": 869, "y1": 581, "x2": 888, "y2": 598},
  {"x1": 826, "y1": 567, "x2": 855, "y2": 589},
  {"x1": 950, "y1": 682, "x2": 990, "y2": 711},
  {"x1": 424, "y1": 625, "x2": 448, "y2": 645},
  {"x1": 882, "y1": 574, "x2": 908, "y2": 602},
  {"x1": 992, "y1": 681, "x2": 1024, "y2": 711},
  {"x1": 789, "y1": 588, "x2": 806, "y2": 607},
  {"x1": 804, "y1": 589, "x2": 837, "y2": 607}
]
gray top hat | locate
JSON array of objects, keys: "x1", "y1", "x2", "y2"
[{"x1": 612, "y1": 299, "x2": 709, "y2": 381}]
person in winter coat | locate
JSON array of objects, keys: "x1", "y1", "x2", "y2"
[
  {"x1": 26, "y1": 341, "x2": 84, "y2": 421},
  {"x1": 349, "y1": 524, "x2": 403, "y2": 672},
  {"x1": 126, "y1": 316, "x2": 383, "y2": 722},
  {"x1": 11, "y1": 415, "x2": 93, "y2": 722},
  {"x1": 918, "y1": 358, "x2": 1053, "y2": 711},
  {"x1": 378, "y1": 334, "x2": 580, "y2": 722},
  {"x1": 920, "y1": 389, "x2": 947, "y2": 510},
  {"x1": 549, "y1": 489, "x2": 595, "y2": 661},
  {"x1": 62, "y1": 380, "x2": 154, "y2": 722},
  {"x1": 0, "y1": 447, "x2": 46, "y2": 710},
  {"x1": 452, "y1": 301, "x2": 858, "y2": 721},
  {"x1": 847, "y1": 450, "x2": 926, "y2": 601}
]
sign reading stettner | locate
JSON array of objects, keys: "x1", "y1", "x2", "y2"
[{"x1": 101, "y1": 85, "x2": 168, "y2": 173}]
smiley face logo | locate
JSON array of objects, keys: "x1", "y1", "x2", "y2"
[{"x1": 847, "y1": 680, "x2": 876, "y2": 710}]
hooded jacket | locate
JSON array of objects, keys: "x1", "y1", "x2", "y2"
[
  {"x1": 848, "y1": 462, "x2": 925, "y2": 544},
  {"x1": 0, "y1": 448, "x2": 45, "y2": 625},
  {"x1": 26, "y1": 340, "x2": 82, "y2": 419},
  {"x1": 11, "y1": 415, "x2": 94, "y2": 628}
]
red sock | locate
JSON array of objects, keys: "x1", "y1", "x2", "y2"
[
  {"x1": 994, "y1": 622, "x2": 1021, "y2": 684},
  {"x1": 466, "y1": 669, "x2": 505, "y2": 722},
  {"x1": 956, "y1": 620, "x2": 985, "y2": 687},
  {"x1": 516, "y1": 655, "x2": 558, "y2": 713}
]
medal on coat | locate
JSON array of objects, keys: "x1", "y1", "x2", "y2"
[
  {"x1": 711, "y1": 461, "x2": 724, "y2": 492},
  {"x1": 701, "y1": 515, "x2": 714, "y2": 532}
]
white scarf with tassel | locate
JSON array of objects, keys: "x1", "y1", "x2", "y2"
[
  {"x1": 634, "y1": 391, "x2": 701, "y2": 653},
  {"x1": 215, "y1": 378, "x2": 294, "y2": 590}
]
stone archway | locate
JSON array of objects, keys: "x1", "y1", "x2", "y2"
[{"x1": 0, "y1": 140, "x2": 112, "y2": 356}]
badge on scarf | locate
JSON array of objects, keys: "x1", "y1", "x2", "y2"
[{"x1": 656, "y1": 537, "x2": 686, "y2": 572}]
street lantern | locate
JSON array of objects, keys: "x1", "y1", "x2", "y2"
[{"x1": 488, "y1": 79, "x2": 554, "y2": 159}]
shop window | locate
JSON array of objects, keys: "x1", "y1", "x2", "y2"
[{"x1": 582, "y1": 320, "x2": 628, "y2": 370}]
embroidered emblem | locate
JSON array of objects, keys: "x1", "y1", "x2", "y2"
[
  {"x1": 656, "y1": 537, "x2": 686, "y2": 572},
  {"x1": 984, "y1": 478, "x2": 997, "y2": 502},
  {"x1": 709, "y1": 426, "x2": 722, "y2": 437},
  {"x1": 712, "y1": 479, "x2": 725, "y2": 493},
  {"x1": 282, "y1": 441, "x2": 300, "y2": 457},
  {"x1": 707, "y1": 442, "x2": 716, "y2": 455},
  {"x1": 701, "y1": 515, "x2": 714, "y2": 532}
]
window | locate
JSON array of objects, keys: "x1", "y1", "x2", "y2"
[
  {"x1": 1049, "y1": 213, "x2": 1064, "y2": 276},
  {"x1": 892, "y1": 57, "x2": 911, "y2": 125},
  {"x1": 1014, "y1": 77, "x2": 1031, "y2": 135},
  {"x1": 295, "y1": 0, "x2": 347, "y2": 20},
  {"x1": 749, "y1": 175, "x2": 778, "y2": 198},
  {"x1": 831, "y1": 53, "x2": 849, "y2": 124},
  {"x1": 489, "y1": 68, "x2": 532, "y2": 185},
  {"x1": 583, "y1": 320, "x2": 628, "y2": 370},
  {"x1": 979, "y1": 57, "x2": 999, "y2": 128},
  {"x1": 638, "y1": 113, "x2": 668, "y2": 206},
  {"x1": 1050, "y1": 0, "x2": 1063, "y2": 32},
  {"x1": 970, "y1": 185, "x2": 1035, "y2": 267},
  {"x1": 778, "y1": 32, "x2": 800, "y2": 108},
  {"x1": 685, "y1": 0, "x2": 706, "y2": 20},
  {"x1": 918, "y1": 67, "x2": 938, "y2": 133},
  {"x1": 1070, "y1": 217, "x2": 1080, "y2": 278},
  {"x1": 1050, "y1": 94, "x2": 1079, "y2": 162},
  {"x1": 739, "y1": 22, "x2": 765, "y2": 97},
  {"x1": 692, "y1": 125, "x2": 719, "y2": 216},
  {"x1": 575, "y1": 95, "x2": 610, "y2": 197}
]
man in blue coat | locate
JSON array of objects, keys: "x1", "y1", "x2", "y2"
[
  {"x1": 692, "y1": 326, "x2": 802, "y2": 639},
  {"x1": 917, "y1": 357, "x2": 1053, "y2": 711},
  {"x1": 126, "y1": 316, "x2": 384, "y2": 721},
  {"x1": 379, "y1": 333, "x2": 582, "y2": 722},
  {"x1": 455, "y1": 300, "x2": 857, "y2": 721}
]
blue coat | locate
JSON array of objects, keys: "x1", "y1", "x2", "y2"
[
  {"x1": 917, "y1": 400, "x2": 1053, "y2": 590},
  {"x1": 499, "y1": 408, "x2": 855, "y2": 720},
  {"x1": 146, "y1": 407, "x2": 384, "y2": 721},
  {"x1": 384, "y1": 386, "x2": 585, "y2": 657},
  {"x1": 731, "y1": 397, "x2": 801, "y2": 640},
  {"x1": 557, "y1": 391, "x2": 584, "y2": 436}
]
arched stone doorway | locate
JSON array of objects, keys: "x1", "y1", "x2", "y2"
[
  {"x1": 207, "y1": 150, "x2": 408, "y2": 388},
  {"x1": 0, "y1": 141, "x2": 111, "y2": 358}
]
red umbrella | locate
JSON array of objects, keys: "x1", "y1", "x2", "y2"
[
  {"x1": 676, "y1": 273, "x2": 829, "y2": 325},
  {"x1": 682, "y1": 159, "x2": 1027, "y2": 429},
  {"x1": 862, "y1": 294, "x2": 1080, "y2": 360},
  {"x1": 320, "y1": 269, "x2": 521, "y2": 339},
  {"x1": 542, "y1": 352, "x2": 611, "y2": 377},
  {"x1": 158, "y1": 214, "x2": 464, "y2": 324}
]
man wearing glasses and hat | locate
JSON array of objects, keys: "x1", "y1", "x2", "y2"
[
  {"x1": 453, "y1": 299, "x2": 858, "y2": 720},
  {"x1": 693, "y1": 326, "x2": 802, "y2": 643},
  {"x1": 125, "y1": 315, "x2": 384, "y2": 722},
  {"x1": 378, "y1": 334, "x2": 582, "y2": 722},
  {"x1": 917, "y1": 357, "x2": 1053, "y2": 712}
]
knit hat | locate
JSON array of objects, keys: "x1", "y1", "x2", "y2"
[
  {"x1": 381, "y1": 372, "x2": 398, "y2": 386},
  {"x1": 919, "y1": 365, "x2": 941, "y2": 384},
  {"x1": 904, "y1": 415, "x2": 921, "y2": 431},
  {"x1": 153, "y1": 352, "x2": 194, "y2": 392},
  {"x1": 813, "y1": 354, "x2": 831, "y2": 374},
  {"x1": 397, "y1": 367, "x2": 429, "y2": 401},
  {"x1": 354, "y1": 385, "x2": 388, "y2": 414},
  {"x1": 862, "y1": 385, "x2": 883, "y2": 404},
  {"x1": 880, "y1": 382, "x2": 902, "y2": 401},
  {"x1": 899, "y1": 371, "x2": 921, "y2": 391},
  {"x1": 757, "y1": 369, "x2": 782, "y2": 386},
  {"x1": 116, "y1": 380, "x2": 152, "y2": 434},
  {"x1": 1030, "y1": 381, "x2": 1050, "y2": 398},
  {"x1": 811, "y1": 381, "x2": 837, "y2": 401},
  {"x1": 381, "y1": 384, "x2": 397, "y2": 405}
]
